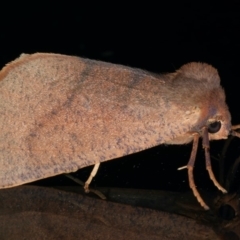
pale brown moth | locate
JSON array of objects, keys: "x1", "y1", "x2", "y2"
[{"x1": 0, "y1": 53, "x2": 239, "y2": 210}]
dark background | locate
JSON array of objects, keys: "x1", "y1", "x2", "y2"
[{"x1": 1, "y1": 1, "x2": 240, "y2": 194}]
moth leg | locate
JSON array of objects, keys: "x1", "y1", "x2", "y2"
[
  {"x1": 64, "y1": 174, "x2": 106, "y2": 199},
  {"x1": 202, "y1": 127, "x2": 227, "y2": 193},
  {"x1": 187, "y1": 134, "x2": 210, "y2": 210},
  {"x1": 84, "y1": 162, "x2": 101, "y2": 193}
]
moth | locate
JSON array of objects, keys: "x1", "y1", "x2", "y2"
[{"x1": 0, "y1": 53, "x2": 239, "y2": 210}]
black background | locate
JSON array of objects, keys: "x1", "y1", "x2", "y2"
[{"x1": 1, "y1": 1, "x2": 240, "y2": 194}]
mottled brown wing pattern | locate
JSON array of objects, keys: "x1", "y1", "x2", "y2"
[
  {"x1": 0, "y1": 53, "x2": 236, "y2": 210},
  {"x1": 0, "y1": 53, "x2": 201, "y2": 187}
]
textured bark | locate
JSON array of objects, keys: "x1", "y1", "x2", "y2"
[{"x1": 0, "y1": 186, "x2": 224, "y2": 240}]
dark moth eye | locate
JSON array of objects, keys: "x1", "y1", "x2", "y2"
[{"x1": 208, "y1": 121, "x2": 221, "y2": 133}]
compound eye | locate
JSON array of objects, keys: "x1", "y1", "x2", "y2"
[{"x1": 208, "y1": 121, "x2": 221, "y2": 133}]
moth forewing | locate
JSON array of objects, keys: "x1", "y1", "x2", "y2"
[{"x1": 0, "y1": 53, "x2": 234, "y2": 210}]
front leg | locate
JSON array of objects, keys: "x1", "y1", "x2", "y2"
[
  {"x1": 202, "y1": 127, "x2": 227, "y2": 194},
  {"x1": 178, "y1": 134, "x2": 210, "y2": 210}
]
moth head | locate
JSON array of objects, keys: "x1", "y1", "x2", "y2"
[
  {"x1": 206, "y1": 79, "x2": 232, "y2": 140},
  {"x1": 180, "y1": 62, "x2": 232, "y2": 141}
]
